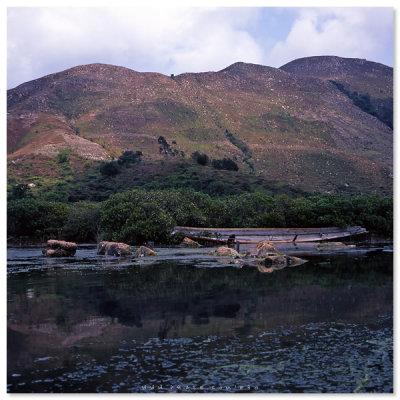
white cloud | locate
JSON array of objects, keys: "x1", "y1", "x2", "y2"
[
  {"x1": 6, "y1": 7, "x2": 394, "y2": 88},
  {"x1": 265, "y1": 7, "x2": 393, "y2": 67},
  {"x1": 7, "y1": 7, "x2": 264, "y2": 88}
]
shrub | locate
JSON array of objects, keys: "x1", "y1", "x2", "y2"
[
  {"x1": 117, "y1": 150, "x2": 143, "y2": 166},
  {"x1": 8, "y1": 184, "x2": 31, "y2": 200},
  {"x1": 57, "y1": 150, "x2": 70, "y2": 164},
  {"x1": 37, "y1": 201, "x2": 69, "y2": 239},
  {"x1": 100, "y1": 191, "x2": 175, "y2": 244},
  {"x1": 100, "y1": 161, "x2": 121, "y2": 176},
  {"x1": 212, "y1": 158, "x2": 239, "y2": 171},
  {"x1": 63, "y1": 202, "x2": 101, "y2": 243},
  {"x1": 7, "y1": 198, "x2": 41, "y2": 238},
  {"x1": 191, "y1": 151, "x2": 209, "y2": 166},
  {"x1": 8, "y1": 198, "x2": 69, "y2": 240},
  {"x1": 158, "y1": 136, "x2": 170, "y2": 154}
]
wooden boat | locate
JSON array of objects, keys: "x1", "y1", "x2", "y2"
[{"x1": 173, "y1": 226, "x2": 368, "y2": 244}]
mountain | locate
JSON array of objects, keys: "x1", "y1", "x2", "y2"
[
  {"x1": 280, "y1": 56, "x2": 393, "y2": 129},
  {"x1": 7, "y1": 56, "x2": 393, "y2": 196}
]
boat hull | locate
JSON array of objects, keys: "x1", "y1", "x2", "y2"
[{"x1": 173, "y1": 226, "x2": 368, "y2": 244}]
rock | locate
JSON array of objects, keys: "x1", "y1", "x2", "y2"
[
  {"x1": 47, "y1": 239, "x2": 77, "y2": 251},
  {"x1": 250, "y1": 240, "x2": 279, "y2": 257},
  {"x1": 212, "y1": 246, "x2": 241, "y2": 258},
  {"x1": 180, "y1": 237, "x2": 201, "y2": 248},
  {"x1": 42, "y1": 240, "x2": 77, "y2": 257},
  {"x1": 97, "y1": 241, "x2": 132, "y2": 256},
  {"x1": 255, "y1": 255, "x2": 307, "y2": 269},
  {"x1": 249, "y1": 254, "x2": 307, "y2": 273},
  {"x1": 42, "y1": 248, "x2": 75, "y2": 257},
  {"x1": 135, "y1": 246, "x2": 157, "y2": 257}
]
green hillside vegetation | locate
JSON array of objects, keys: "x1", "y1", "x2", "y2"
[
  {"x1": 329, "y1": 80, "x2": 392, "y2": 129},
  {"x1": 7, "y1": 57, "x2": 393, "y2": 196},
  {"x1": 7, "y1": 57, "x2": 393, "y2": 244},
  {"x1": 7, "y1": 186, "x2": 392, "y2": 245}
]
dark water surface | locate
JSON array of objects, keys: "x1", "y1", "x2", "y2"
[{"x1": 7, "y1": 244, "x2": 393, "y2": 393}]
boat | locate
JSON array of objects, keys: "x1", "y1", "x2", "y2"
[{"x1": 173, "y1": 226, "x2": 368, "y2": 245}]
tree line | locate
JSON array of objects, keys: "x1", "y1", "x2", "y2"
[{"x1": 7, "y1": 188, "x2": 392, "y2": 245}]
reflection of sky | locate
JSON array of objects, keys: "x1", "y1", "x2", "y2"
[
  {"x1": 7, "y1": 7, "x2": 393, "y2": 89},
  {"x1": 7, "y1": 246, "x2": 393, "y2": 392}
]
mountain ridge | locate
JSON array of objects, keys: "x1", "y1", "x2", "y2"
[{"x1": 7, "y1": 56, "x2": 393, "y2": 196}]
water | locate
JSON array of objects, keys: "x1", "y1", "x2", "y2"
[{"x1": 7, "y1": 244, "x2": 393, "y2": 393}]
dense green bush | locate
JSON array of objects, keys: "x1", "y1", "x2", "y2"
[
  {"x1": 7, "y1": 189, "x2": 393, "y2": 243},
  {"x1": 212, "y1": 158, "x2": 239, "y2": 171},
  {"x1": 63, "y1": 202, "x2": 101, "y2": 243},
  {"x1": 8, "y1": 184, "x2": 32, "y2": 200},
  {"x1": 57, "y1": 150, "x2": 70, "y2": 164},
  {"x1": 117, "y1": 150, "x2": 142, "y2": 166},
  {"x1": 8, "y1": 198, "x2": 42, "y2": 238},
  {"x1": 100, "y1": 161, "x2": 121, "y2": 176},
  {"x1": 191, "y1": 151, "x2": 209, "y2": 166},
  {"x1": 99, "y1": 190, "x2": 176, "y2": 244},
  {"x1": 329, "y1": 80, "x2": 393, "y2": 129},
  {"x1": 7, "y1": 199, "x2": 69, "y2": 240}
]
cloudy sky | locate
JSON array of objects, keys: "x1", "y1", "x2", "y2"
[{"x1": 6, "y1": 5, "x2": 394, "y2": 89}]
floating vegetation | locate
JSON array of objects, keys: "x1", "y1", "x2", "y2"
[
  {"x1": 7, "y1": 247, "x2": 392, "y2": 393},
  {"x1": 7, "y1": 319, "x2": 392, "y2": 393}
]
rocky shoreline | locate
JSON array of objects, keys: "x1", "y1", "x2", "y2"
[{"x1": 37, "y1": 238, "x2": 308, "y2": 273}]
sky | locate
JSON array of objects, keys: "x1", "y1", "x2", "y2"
[{"x1": 6, "y1": 4, "x2": 394, "y2": 89}]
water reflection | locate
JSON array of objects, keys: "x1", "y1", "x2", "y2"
[{"x1": 7, "y1": 246, "x2": 393, "y2": 393}]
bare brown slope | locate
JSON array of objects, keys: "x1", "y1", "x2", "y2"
[
  {"x1": 280, "y1": 56, "x2": 393, "y2": 129},
  {"x1": 7, "y1": 58, "x2": 393, "y2": 194}
]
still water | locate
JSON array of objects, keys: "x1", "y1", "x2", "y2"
[{"x1": 7, "y1": 244, "x2": 393, "y2": 393}]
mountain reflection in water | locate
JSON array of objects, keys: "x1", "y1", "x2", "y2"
[{"x1": 7, "y1": 245, "x2": 393, "y2": 393}]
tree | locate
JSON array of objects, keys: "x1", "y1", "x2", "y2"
[
  {"x1": 37, "y1": 201, "x2": 69, "y2": 239},
  {"x1": 117, "y1": 202, "x2": 175, "y2": 244},
  {"x1": 117, "y1": 150, "x2": 143, "y2": 166},
  {"x1": 158, "y1": 136, "x2": 170, "y2": 154},
  {"x1": 212, "y1": 158, "x2": 239, "y2": 171},
  {"x1": 57, "y1": 150, "x2": 70, "y2": 164},
  {"x1": 63, "y1": 202, "x2": 101, "y2": 243},
  {"x1": 100, "y1": 161, "x2": 121, "y2": 176},
  {"x1": 191, "y1": 151, "x2": 209, "y2": 166},
  {"x1": 100, "y1": 190, "x2": 176, "y2": 244},
  {"x1": 7, "y1": 199, "x2": 69, "y2": 240},
  {"x1": 8, "y1": 184, "x2": 31, "y2": 200},
  {"x1": 7, "y1": 198, "x2": 41, "y2": 238}
]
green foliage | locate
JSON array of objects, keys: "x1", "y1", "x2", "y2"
[
  {"x1": 157, "y1": 136, "x2": 184, "y2": 158},
  {"x1": 7, "y1": 199, "x2": 68, "y2": 239},
  {"x1": 225, "y1": 129, "x2": 251, "y2": 157},
  {"x1": 7, "y1": 187, "x2": 393, "y2": 243},
  {"x1": 100, "y1": 161, "x2": 121, "y2": 176},
  {"x1": 36, "y1": 201, "x2": 69, "y2": 239},
  {"x1": 212, "y1": 158, "x2": 239, "y2": 171},
  {"x1": 191, "y1": 151, "x2": 209, "y2": 166},
  {"x1": 63, "y1": 202, "x2": 101, "y2": 243},
  {"x1": 57, "y1": 150, "x2": 70, "y2": 164},
  {"x1": 224, "y1": 129, "x2": 254, "y2": 173},
  {"x1": 207, "y1": 192, "x2": 274, "y2": 228},
  {"x1": 117, "y1": 150, "x2": 142, "y2": 166},
  {"x1": 8, "y1": 184, "x2": 32, "y2": 200},
  {"x1": 329, "y1": 80, "x2": 393, "y2": 129},
  {"x1": 158, "y1": 135, "x2": 170, "y2": 154},
  {"x1": 7, "y1": 198, "x2": 41, "y2": 238},
  {"x1": 41, "y1": 189, "x2": 70, "y2": 202},
  {"x1": 99, "y1": 190, "x2": 176, "y2": 244}
]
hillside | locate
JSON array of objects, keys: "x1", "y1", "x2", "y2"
[
  {"x1": 280, "y1": 56, "x2": 393, "y2": 129},
  {"x1": 7, "y1": 57, "x2": 393, "y2": 196}
]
